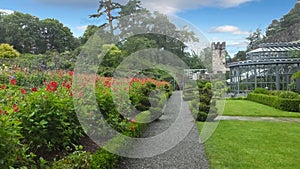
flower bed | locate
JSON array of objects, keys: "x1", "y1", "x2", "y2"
[{"x1": 0, "y1": 69, "x2": 172, "y2": 168}]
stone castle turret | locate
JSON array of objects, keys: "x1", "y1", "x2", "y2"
[{"x1": 211, "y1": 42, "x2": 227, "y2": 74}]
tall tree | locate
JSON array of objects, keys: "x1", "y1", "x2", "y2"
[
  {"x1": 232, "y1": 51, "x2": 247, "y2": 62},
  {"x1": 0, "y1": 12, "x2": 41, "y2": 53},
  {"x1": 90, "y1": 0, "x2": 122, "y2": 34},
  {"x1": 246, "y1": 28, "x2": 262, "y2": 51},
  {"x1": 40, "y1": 18, "x2": 78, "y2": 53},
  {"x1": 80, "y1": 25, "x2": 99, "y2": 44}
]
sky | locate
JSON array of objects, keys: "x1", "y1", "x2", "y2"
[{"x1": 0, "y1": 0, "x2": 298, "y2": 56}]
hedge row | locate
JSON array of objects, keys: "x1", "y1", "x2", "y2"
[{"x1": 247, "y1": 93, "x2": 300, "y2": 112}]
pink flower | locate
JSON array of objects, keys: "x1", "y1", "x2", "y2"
[{"x1": 131, "y1": 118, "x2": 136, "y2": 124}]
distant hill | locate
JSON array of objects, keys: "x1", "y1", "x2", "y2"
[{"x1": 263, "y1": 1, "x2": 300, "y2": 43}]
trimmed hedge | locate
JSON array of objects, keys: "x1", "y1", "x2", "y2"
[{"x1": 247, "y1": 93, "x2": 300, "y2": 112}]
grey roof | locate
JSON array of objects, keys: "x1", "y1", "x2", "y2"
[{"x1": 247, "y1": 42, "x2": 300, "y2": 54}]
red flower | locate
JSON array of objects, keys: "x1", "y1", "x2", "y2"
[
  {"x1": 31, "y1": 87, "x2": 37, "y2": 92},
  {"x1": 13, "y1": 104, "x2": 19, "y2": 112},
  {"x1": 10, "y1": 79, "x2": 17, "y2": 85},
  {"x1": 130, "y1": 125, "x2": 135, "y2": 131},
  {"x1": 46, "y1": 81, "x2": 58, "y2": 92},
  {"x1": 68, "y1": 71, "x2": 74, "y2": 76},
  {"x1": 65, "y1": 83, "x2": 71, "y2": 89},
  {"x1": 20, "y1": 88, "x2": 26, "y2": 94}
]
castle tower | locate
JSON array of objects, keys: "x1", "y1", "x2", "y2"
[{"x1": 211, "y1": 42, "x2": 227, "y2": 74}]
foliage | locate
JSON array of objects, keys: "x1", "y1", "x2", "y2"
[
  {"x1": 247, "y1": 93, "x2": 300, "y2": 112},
  {"x1": 0, "y1": 43, "x2": 20, "y2": 58},
  {"x1": 18, "y1": 86, "x2": 85, "y2": 152},
  {"x1": 263, "y1": 1, "x2": 300, "y2": 42},
  {"x1": 246, "y1": 28, "x2": 263, "y2": 51},
  {"x1": 292, "y1": 70, "x2": 300, "y2": 80},
  {"x1": 0, "y1": 12, "x2": 79, "y2": 54},
  {"x1": 0, "y1": 111, "x2": 27, "y2": 168},
  {"x1": 231, "y1": 50, "x2": 246, "y2": 62},
  {"x1": 89, "y1": 0, "x2": 122, "y2": 34},
  {"x1": 278, "y1": 91, "x2": 300, "y2": 99},
  {"x1": 252, "y1": 87, "x2": 269, "y2": 95},
  {"x1": 188, "y1": 80, "x2": 218, "y2": 122},
  {"x1": 51, "y1": 150, "x2": 92, "y2": 169}
]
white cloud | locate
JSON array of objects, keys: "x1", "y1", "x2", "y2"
[
  {"x1": 142, "y1": 0, "x2": 255, "y2": 14},
  {"x1": 0, "y1": 9, "x2": 14, "y2": 15},
  {"x1": 209, "y1": 25, "x2": 250, "y2": 35},
  {"x1": 76, "y1": 25, "x2": 88, "y2": 31},
  {"x1": 31, "y1": 0, "x2": 255, "y2": 14}
]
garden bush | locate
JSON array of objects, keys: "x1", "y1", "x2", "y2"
[
  {"x1": 18, "y1": 86, "x2": 85, "y2": 152},
  {"x1": 253, "y1": 87, "x2": 270, "y2": 95},
  {"x1": 247, "y1": 93, "x2": 300, "y2": 112},
  {"x1": 51, "y1": 150, "x2": 92, "y2": 169},
  {"x1": 0, "y1": 43, "x2": 20, "y2": 58},
  {"x1": 188, "y1": 80, "x2": 218, "y2": 122},
  {"x1": 278, "y1": 91, "x2": 300, "y2": 99}
]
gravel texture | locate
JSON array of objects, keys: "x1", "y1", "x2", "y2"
[{"x1": 117, "y1": 91, "x2": 210, "y2": 169}]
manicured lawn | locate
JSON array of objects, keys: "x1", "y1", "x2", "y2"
[
  {"x1": 219, "y1": 100, "x2": 300, "y2": 118},
  {"x1": 197, "y1": 121, "x2": 300, "y2": 169}
]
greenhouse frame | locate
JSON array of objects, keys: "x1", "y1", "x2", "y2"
[{"x1": 228, "y1": 42, "x2": 300, "y2": 93}]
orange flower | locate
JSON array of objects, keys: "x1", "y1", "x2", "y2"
[{"x1": 130, "y1": 125, "x2": 135, "y2": 131}]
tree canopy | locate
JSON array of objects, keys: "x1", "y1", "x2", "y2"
[{"x1": 0, "y1": 12, "x2": 79, "y2": 54}]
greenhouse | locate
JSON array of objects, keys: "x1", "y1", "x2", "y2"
[{"x1": 228, "y1": 42, "x2": 300, "y2": 93}]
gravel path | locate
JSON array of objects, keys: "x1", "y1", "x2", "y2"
[{"x1": 117, "y1": 91, "x2": 210, "y2": 169}]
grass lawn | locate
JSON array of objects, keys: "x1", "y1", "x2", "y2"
[
  {"x1": 219, "y1": 100, "x2": 300, "y2": 118},
  {"x1": 197, "y1": 121, "x2": 300, "y2": 169}
]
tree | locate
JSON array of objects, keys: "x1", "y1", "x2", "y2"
[
  {"x1": 80, "y1": 25, "x2": 99, "y2": 44},
  {"x1": 119, "y1": 36, "x2": 157, "y2": 56},
  {"x1": 0, "y1": 12, "x2": 41, "y2": 53},
  {"x1": 0, "y1": 43, "x2": 20, "y2": 58},
  {"x1": 0, "y1": 12, "x2": 78, "y2": 54},
  {"x1": 232, "y1": 51, "x2": 247, "y2": 62},
  {"x1": 90, "y1": 0, "x2": 122, "y2": 34},
  {"x1": 265, "y1": 19, "x2": 280, "y2": 37},
  {"x1": 246, "y1": 28, "x2": 262, "y2": 51},
  {"x1": 40, "y1": 18, "x2": 78, "y2": 53}
]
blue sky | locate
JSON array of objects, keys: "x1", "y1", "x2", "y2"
[{"x1": 0, "y1": 0, "x2": 297, "y2": 56}]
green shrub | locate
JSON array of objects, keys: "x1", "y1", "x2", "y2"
[
  {"x1": 278, "y1": 91, "x2": 300, "y2": 99},
  {"x1": 189, "y1": 80, "x2": 217, "y2": 122},
  {"x1": 253, "y1": 88, "x2": 269, "y2": 95},
  {"x1": 247, "y1": 93, "x2": 300, "y2": 112},
  {"x1": 51, "y1": 150, "x2": 92, "y2": 169},
  {"x1": 18, "y1": 88, "x2": 84, "y2": 152},
  {"x1": 90, "y1": 149, "x2": 119, "y2": 169},
  {"x1": 0, "y1": 113, "x2": 24, "y2": 168},
  {"x1": 0, "y1": 43, "x2": 20, "y2": 58}
]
